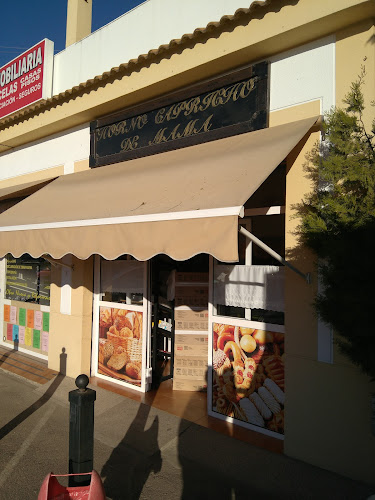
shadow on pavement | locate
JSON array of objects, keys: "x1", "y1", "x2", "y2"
[
  {"x1": 0, "y1": 348, "x2": 67, "y2": 441},
  {"x1": 0, "y1": 339, "x2": 19, "y2": 367},
  {"x1": 101, "y1": 401, "x2": 162, "y2": 500}
]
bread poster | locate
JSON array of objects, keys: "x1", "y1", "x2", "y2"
[
  {"x1": 98, "y1": 306, "x2": 143, "y2": 386},
  {"x1": 212, "y1": 323, "x2": 285, "y2": 434}
]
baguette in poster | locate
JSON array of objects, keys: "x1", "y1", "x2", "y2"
[{"x1": 212, "y1": 323, "x2": 285, "y2": 434}]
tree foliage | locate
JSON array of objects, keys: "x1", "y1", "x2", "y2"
[{"x1": 298, "y1": 67, "x2": 375, "y2": 379}]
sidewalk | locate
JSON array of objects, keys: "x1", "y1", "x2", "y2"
[{"x1": 0, "y1": 368, "x2": 373, "y2": 500}]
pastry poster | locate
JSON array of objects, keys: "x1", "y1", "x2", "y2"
[
  {"x1": 98, "y1": 306, "x2": 143, "y2": 386},
  {"x1": 212, "y1": 323, "x2": 285, "y2": 435}
]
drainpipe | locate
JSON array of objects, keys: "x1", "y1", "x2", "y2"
[{"x1": 65, "y1": 0, "x2": 93, "y2": 48}]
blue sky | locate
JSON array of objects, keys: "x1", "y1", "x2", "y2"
[{"x1": 0, "y1": 0, "x2": 145, "y2": 67}]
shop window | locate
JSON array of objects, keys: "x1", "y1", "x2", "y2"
[
  {"x1": 100, "y1": 256, "x2": 143, "y2": 305},
  {"x1": 213, "y1": 214, "x2": 285, "y2": 326},
  {"x1": 5, "y1": 254, "x2": 51, "y2": 306}
]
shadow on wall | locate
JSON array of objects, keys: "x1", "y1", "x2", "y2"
[{"x1": 0, "y1": 347, "x2": 67, "y2": 441}]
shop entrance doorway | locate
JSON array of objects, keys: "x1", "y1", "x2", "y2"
[
  {"x1": 92, "y1": 254, "x2": 209, "y2": 394},
  {"x1": 150, "y1": 256, "x2": 176, "y2": 388}
]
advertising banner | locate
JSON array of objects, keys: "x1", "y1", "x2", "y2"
[
  {"x1": 212, "y1": 322, "x2": 285, "y2": 435},
  {"x1": 98, "y1": 305, "x2": 143, "y2": 386},
  {"x1": 0, "y1": 39, "x2": 54, "y2": 120}
]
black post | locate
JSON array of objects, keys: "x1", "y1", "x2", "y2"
[{"x1": 68, "y1": 374, "x2": 96, "y2": 487}]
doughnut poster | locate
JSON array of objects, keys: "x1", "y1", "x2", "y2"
[
  {"x1": 98, "y1": 306, "x2": 143, "y2": 386},
  {"x1": 212, "y1": 323, "x2": 285, "y2": 434}
]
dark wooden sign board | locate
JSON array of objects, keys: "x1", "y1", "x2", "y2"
[{"x1": 90, "y1": 61, "x2": 269, "y2": 168}]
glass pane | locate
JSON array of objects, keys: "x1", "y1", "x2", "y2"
[
  {"x1": 101, "y1": 259, "x2": 143, "y2": 305},
  {"x1": 5, "y1": 254, "x2": 51, "y2": 305}
]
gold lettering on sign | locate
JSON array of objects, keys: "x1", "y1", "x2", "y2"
[
  {"x1": 153, "y1": 77, "x2": 257, "y2": 125},
  {"x1": 120, "y1": 135, "x2": 139, "y2": 152},
  {"x1": 97, "y1": 114, "x2": 147, "y2": 141},
  {"x1": 149, "y1": 114, "x2": 213, "y2": 145}
]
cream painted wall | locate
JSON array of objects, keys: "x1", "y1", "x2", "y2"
[
  {"x1": 0, "y1": 36, "x2": 334, "y2": 186},
  {"x1": 270, "y1": 36, "x2": 335, "y2": 114},
  {"x1": 279, "y1": 21, "x2": 375, "y2": 484},
  {"x1": 49, "y1": 256, "x2": 93, "y2": 378},
  {"x1": 0, "y1": 124, "x2": 89, "y2": 182},
  {"x1": 54, "y1": 0, "x2": 257, "y2": 95}
]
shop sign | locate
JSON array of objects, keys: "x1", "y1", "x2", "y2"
[
  {"x1": 0, "y1": 39, "x2": 54, "y2": 120},
  {"x1": 5, "y1": 256, "x2": 50, "y2": 305},
  {"x1": 90, "y1": 62, "x2": 268, "y2": 167}
]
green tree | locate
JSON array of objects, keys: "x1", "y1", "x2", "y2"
[{"x1": 298, "y1": 67, "x2": 375, "y2": 379}]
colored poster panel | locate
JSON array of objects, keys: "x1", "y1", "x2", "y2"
[
  {"x1": 19, "y1": 326, "x2": 25, "y2": 344},
  {"x1": 27, "y1": 309, "x2": 34, "y2": 328},
  {"x1": 42, "y1": 331, "x2": 49, "y2": 352},
  {"x1": 25, "y1": 327, "x2": 32, "y2": 346},
  {"x1": 10, "y1": 306, "x2": 17, "y2": 324},
  {"x1": 6, "y1": 323, "x2": 13, "y2": 341},
  {"x1": 33, "y1": 330, "x2": 41, "y2": 349},
  {"x1": 212, "y1": 323, "x2": 285, "y2": 435},
  {"x1": 4, "y1": 305, "x2": 10, "y2": 322},
  {"x1": 97, "y1": 306, "x2": 143, "y2": 387},
  {"x1": 43, "y1": 312, "x2": 50, "y2": 332},
  {"x1": 12, "y1": 325, "x2": 19, "y2": 342},
  {"x1": 19, "y1": 308, "x2": 26, "y2": 326},
  {"x1": 34, "y1": 311, "x2": 43, "y2": 330}
]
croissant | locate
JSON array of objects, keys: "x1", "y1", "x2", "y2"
[
  {"x1": 223, "y1": 341, "x2": 242, "y2": 362},
  {"x1": 263, "y1": 355, "x2": 284, "y2": 390}
]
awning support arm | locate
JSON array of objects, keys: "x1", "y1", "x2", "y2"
[
  {"x1": 239, "y1": 226, "x2": 311, "y2": 284},
  {"x1": 42, "y1": 255, "x2": 74, "y2": 271}
]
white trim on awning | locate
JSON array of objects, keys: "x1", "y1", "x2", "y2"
[{"x1": 0, "y1": 206, "x2": 244, "y2": 232}]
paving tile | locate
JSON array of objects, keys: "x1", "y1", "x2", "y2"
[{"x1": 0, "y1": 346, "x2": 57, "y2": 385}]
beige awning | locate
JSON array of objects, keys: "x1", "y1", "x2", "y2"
[
  {"x1": 0, "y1": 116, "x2": 318, "y2": 262},
  {"x1": 0, "y1": 177, "x2": 58, "y2": 215},
  {"x1": 0, "y1": 177, "x2": 56, "y2": 202}
]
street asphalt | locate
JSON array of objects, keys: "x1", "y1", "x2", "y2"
[{"x1": 0, "y1": 368, "x2": 374, "y2": 500}]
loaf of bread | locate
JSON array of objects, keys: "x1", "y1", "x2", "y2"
[
  {"x1": 107, "y1": 352, "x2": 129, "y2": 371},
  {"x1": 98, "y1": 339, "x2": 114, "y2": 365}
]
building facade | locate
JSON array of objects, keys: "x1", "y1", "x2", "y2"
[{"x1": 0, "y1": 0, "x2": 374, "y2": 484}]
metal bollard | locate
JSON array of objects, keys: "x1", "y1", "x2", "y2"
[{"x1": 68, "y1": 374, "x2": 96, "y2": 487}]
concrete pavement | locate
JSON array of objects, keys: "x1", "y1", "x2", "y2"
[{"x1": 0, "y1": 368, "x2": 374, "y2": 500}]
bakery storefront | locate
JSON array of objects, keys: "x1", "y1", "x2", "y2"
[{"x1": 0, "y1": 62, "x2": 318, "y2": 440}]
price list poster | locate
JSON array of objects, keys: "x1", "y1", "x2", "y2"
[{"x1": 3, "y1": 302, "x2": 50, "y2": 354}]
